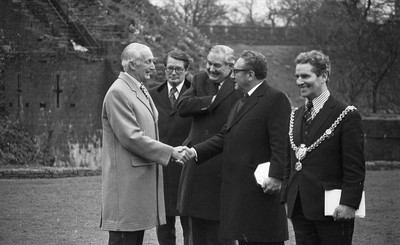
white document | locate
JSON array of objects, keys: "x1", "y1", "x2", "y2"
[
  {"x1": 324, "y1": 189, "x2": 366, "y2": 218},
  {"x1": 254, "y1": 162, "x2": 270, "y2": 186}
]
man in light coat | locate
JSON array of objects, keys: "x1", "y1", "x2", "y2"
[{"x1": 101, "y1": 43, "x2": 190, "y2": 245}]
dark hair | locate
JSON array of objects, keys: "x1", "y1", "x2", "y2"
[
  {"x1": 163, "y1": 50, "x2": 191, "y2": 69},
  {"x1": 295, "y1": 50, "x2": 331, "y2": 81},
  {"x1": 240, "y1": 50, "x2": 268, "y2": 80}
]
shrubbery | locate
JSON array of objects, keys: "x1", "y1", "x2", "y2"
[{"x1": 0, "y1": 116, "x2": 53, "y2": 166}]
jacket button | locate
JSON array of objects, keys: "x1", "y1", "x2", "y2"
[{"x1": 204, "y1": 130, "x2": 209, "y2": 135}]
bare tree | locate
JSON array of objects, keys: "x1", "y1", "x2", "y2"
[
  {"x1": 276, "y1": 0, "x2": 400, "y2": 113},
  {"x1": 164, "y1": 0, "x2": 228, "y2": 27},
  {"x1": 264, "y1": 1, "x2": 280, "y2": 29},
  {"x1": 244, "y1": 0, "x2": 257, "y2": 25},
  {"x1": 328, "y1": 0, "x2": 400, "y2": 113}
]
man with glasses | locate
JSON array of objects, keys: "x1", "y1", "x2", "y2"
[
  {"x1": 149, "y1": 50, "x2": 193, "y2": 245},
  {"x1": 101, "y1": 43, "x2": 191, "y2": 245},
  {"x1": 177, "y1": 45, "x2": 241, "y2": 245},
  {"x1": 185, "y1": 50, "x2": 291, "y2": 245}
]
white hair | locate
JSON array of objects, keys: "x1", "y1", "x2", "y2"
[
  {"x1": 209, "y1": 45, "x2": 235, "y2": 66},
  {"x1": 121, "y1": 43, "x2": 151, "y2": 71}
]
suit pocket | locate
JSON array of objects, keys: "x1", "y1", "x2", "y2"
[{"x1": 131, "y1": 156, "x2": 156, "y2": 167}]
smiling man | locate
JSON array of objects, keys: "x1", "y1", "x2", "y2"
[
  {"x1": 281, "y1": 50, "x2": 365, "y2": 245},
  {"x1": 185, "y1": 50, "x2": 291, "y2": 245},
  {"x1": 176, "y1": 45, "x2": 241, "y2": 245},
  {"x1": 101, "y1": 43, "x2": 191, "y2": 245}
]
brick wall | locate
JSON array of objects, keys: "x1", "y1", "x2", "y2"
[
  {"x1": 4, "y1": 53, "x2": 118, "y2": 168},
  {"x1": 3, "y1": 53, "x2": 400, "y2": 167}
]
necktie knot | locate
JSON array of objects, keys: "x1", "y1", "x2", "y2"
[
  {"x1": 306, "y1": 100, "x2": 313, "y2": 111},
  {"x1": 213, "y1": 82, "x2": 222, "y2": 94}
]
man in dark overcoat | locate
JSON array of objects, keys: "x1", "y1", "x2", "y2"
[
  {"x1": 149, "y1": 50, "x2": 192, "y2": 245},
  {"x1": 177, "y1": 45, "x2": 241, "y2": 245},
  {"x1": 187, "y1": 50, "x2": 291, "y2": 245}
]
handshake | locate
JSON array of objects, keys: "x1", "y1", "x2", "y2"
[{"x1": 172, "y1": 146, "x2": 196, "y2": 165}]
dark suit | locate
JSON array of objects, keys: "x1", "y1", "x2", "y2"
[
  {"x1": 194, "y1": 82, "x2": 291, "y2": 243},
  {"x1": 149, "y1": 79, "x2": 192, "y2": 245},
  {"x1": 281, "y1": 96, "x2": 365, "y2": 244},
  {"x1": 177, "y1": 71, "x2": 241, "y2": 244}
]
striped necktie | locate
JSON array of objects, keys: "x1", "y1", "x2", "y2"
[{"x1": 303, "y1": 100, "x2": 313, "y2": 124}]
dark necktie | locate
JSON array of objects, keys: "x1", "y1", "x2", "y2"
[
  {"x1": 213, "y1": 82, "x2": 220, "y2": 94},
  {"x1": 169, "y1": 86, "x2": 178, "y2": 108},
  {"x1": 303, "y1": 100, "x2": 313, "y2": 124},
  {"x1": 139, "y1": 83, "x2": 150, "y2": 100},
  {"x1": 236, "y1": 93, "x2": 249, "y2": 113}
]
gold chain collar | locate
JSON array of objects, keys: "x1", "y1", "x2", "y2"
[{"x1": 288, "y1": 105, "x2": 357, "y2": 171}]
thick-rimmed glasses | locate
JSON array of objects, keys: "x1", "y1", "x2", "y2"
[
  {"x1": 166, "y1": 66, "x2": 185, "y2": 74},
  {"x1": 232, "y1": 69, "x2": 252, "y2": 76}
]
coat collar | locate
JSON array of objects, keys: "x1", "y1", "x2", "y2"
[
  {"x1": 155, "y1": 79, "x2": 191, "y2": 115},
  {"x1": 155, "y1": 79, "x2": 191, "y2": 93},
  {"x1": 210, "y1": 75, "x2": 237, "y2": 110},
  {"x1": 118, "y1": 72, "x2": 157, "y2": 120},
  {"x1": 226, "y1": 81, "x2": 266, "y2": 130},
  {"x1": 293, "y1": 95, "x2": 337, "y2": 145}
]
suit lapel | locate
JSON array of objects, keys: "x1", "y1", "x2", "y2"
[
  {"x1": 207, "y1": 78, "x2": 218, "y2": 95},
  {"x1": 293, "y1": 106, "x2": 304, "y2": 145},
  {"x1": 170, "y1": 80, "x2": 191, "y2": 116},
  {"x1": 307, "y1": 96, "x2": 336, "y2": 143},
  {"x1": 119, "y1": 73, "x2": 156, "y2": 120},
  {"x1": 211, "y1": 77, "x2": 235, "y2": 109},
  {"x1": 227, "y1": 82, "x2": 264, "y2": 130}
]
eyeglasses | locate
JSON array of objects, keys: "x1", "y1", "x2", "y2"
[
  {"x1": 166, "y1": 66, "x2": 185, "y2": 74},
  {"x1": 232, "y1": 69, "x2": 252, "y2": 76}
]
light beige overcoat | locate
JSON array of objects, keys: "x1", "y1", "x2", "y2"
[{"x1": 101, "y1": 72, "x2": 173, "y2": 231}]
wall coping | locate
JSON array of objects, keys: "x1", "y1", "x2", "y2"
[{"x1": 0, "y1": 161, "x2": 399, "y2": 179}]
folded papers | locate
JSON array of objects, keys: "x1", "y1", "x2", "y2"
[
  {"x1": 324, "y1": 189, "x2": 366, "y2": 218},
  {"x1": 254, "y1": 162, "x2": 270, "y2": 186}
]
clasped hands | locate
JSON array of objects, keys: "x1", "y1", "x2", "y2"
[{"x1": 172, "y1": 146, "x2": 196, "y2": 165}]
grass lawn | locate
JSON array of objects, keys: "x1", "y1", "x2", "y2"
[{"x1": 0, "y1": 170, "x2": 399, "y2": 245}]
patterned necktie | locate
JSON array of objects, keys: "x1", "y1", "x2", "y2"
[
  {"x1": 303, "y1": 100, "x2": 313, "y2": 124},
  {"x1": 169, "y1": 86, "x2": 178, "y2": 108},
  {"x1": 236, "y1": 93, "x2": 249, "y2": 113},
  {"x1": 139, "y1": 83, "x2": 150, "y2": 100}
]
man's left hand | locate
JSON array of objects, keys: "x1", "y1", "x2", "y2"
[
  {"x1": 333, "y1": 204, "x2": 356, "y2": 221},
  {"x1": 262, "y1": 177, "x2": 282, "y2": 194}
]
